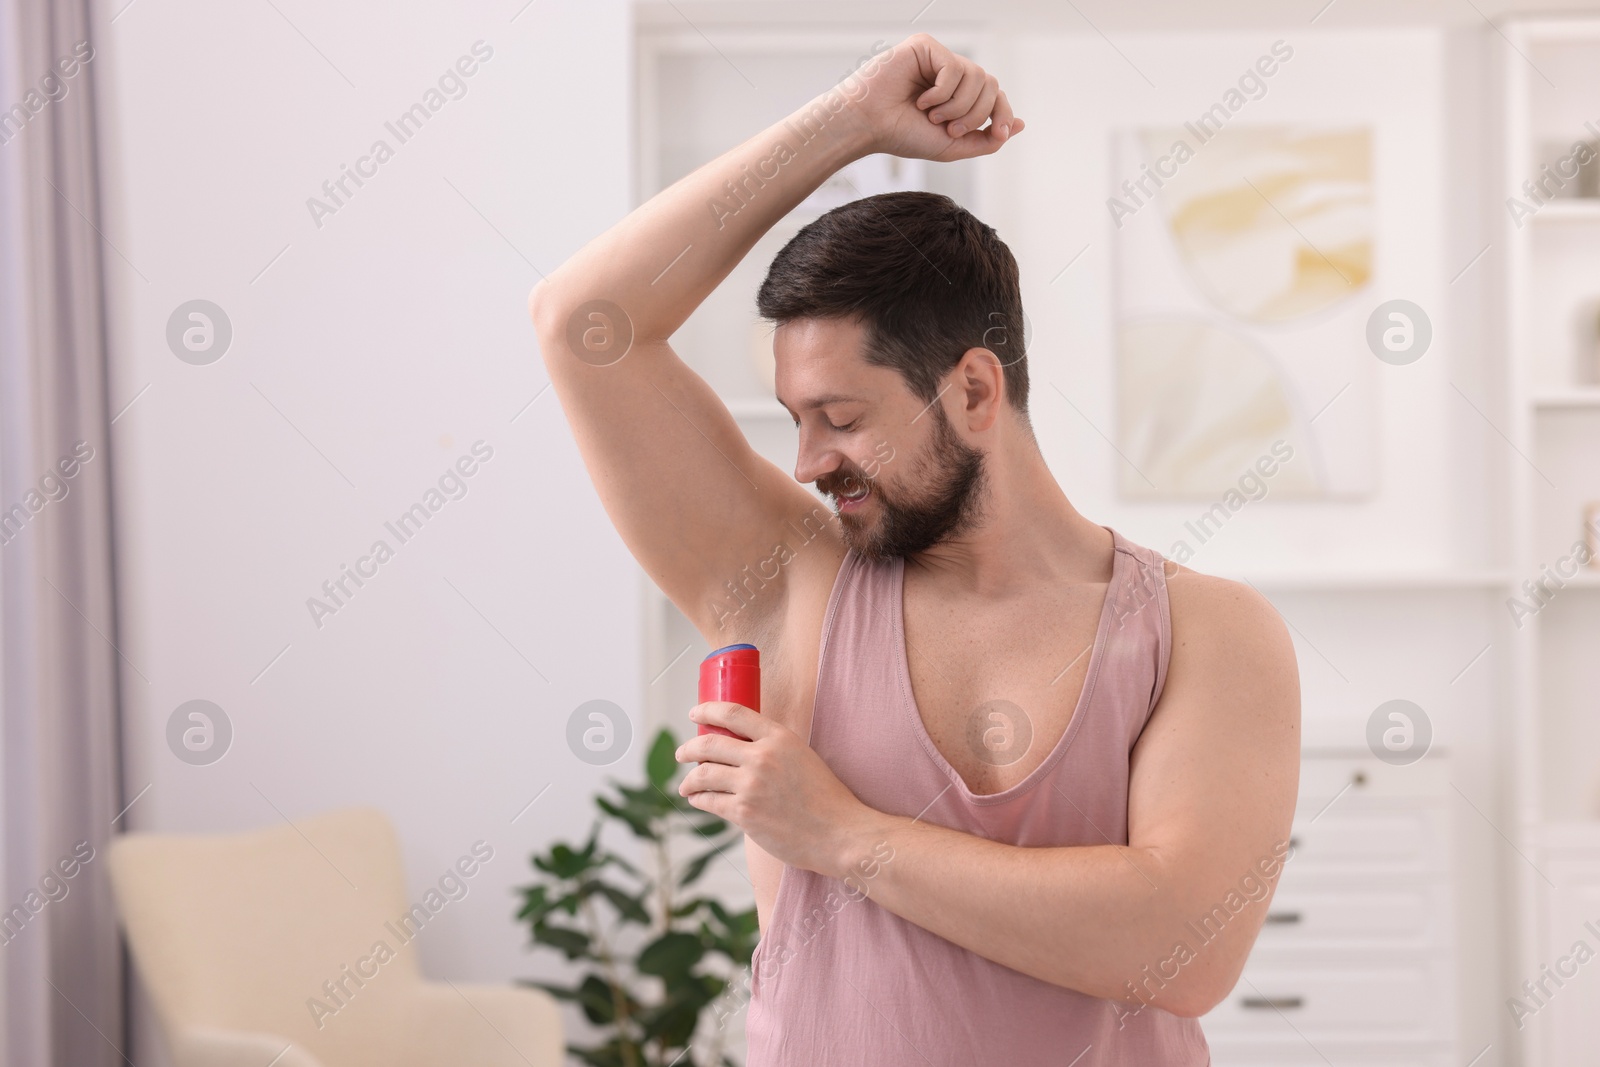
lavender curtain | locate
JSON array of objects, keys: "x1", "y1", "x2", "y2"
[{"x1": 0, "y1": 0, "x2": 126, "y2": 1063}]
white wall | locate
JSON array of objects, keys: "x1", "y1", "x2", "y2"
[{"x1": 93, "y1": 0, "x2": 637, "y2": 1060}]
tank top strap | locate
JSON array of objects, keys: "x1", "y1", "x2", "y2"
[
  {"x1": 1105, "y1": 527, "x2": 1174, "y2": 721},
  {"x1": 802, "y1": 545, "x2": 892, "y2": 752}
]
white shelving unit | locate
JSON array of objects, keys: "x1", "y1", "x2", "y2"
[{"x1": 1503, "y1": 15, "x2": 1600, "y2": 1067}]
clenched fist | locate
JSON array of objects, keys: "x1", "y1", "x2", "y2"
[{"x1": 841, "y1": 33, "x2": 1025, "y2": 163}]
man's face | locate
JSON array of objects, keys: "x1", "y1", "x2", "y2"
[{"x1": 774, "y1": 317, "x2": 988, "y2": 563}]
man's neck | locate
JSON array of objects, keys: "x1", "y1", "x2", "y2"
[{"x1": 905, "y1": 443, "x2": 1113, "y2": 599}]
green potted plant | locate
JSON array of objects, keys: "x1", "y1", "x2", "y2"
[{"x1": 517, "y1": 728, "x2": 759, "y2": 1067}]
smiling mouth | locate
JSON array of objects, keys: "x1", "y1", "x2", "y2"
[{"x1": 836, "y1": 482, "x2": 870, "y2": 510}]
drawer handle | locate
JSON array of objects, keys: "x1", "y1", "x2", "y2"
[
  {"x1": 1264, "y1": 911, "x2": 1302, "y2": 925},
  {"x1": 1241, "y1": 995, "x2": 1304, "y2": 1011}
]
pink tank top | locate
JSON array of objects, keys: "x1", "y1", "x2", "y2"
[{"x1": 744, "y1": 526, "x2": 1210, "y2": 1065}]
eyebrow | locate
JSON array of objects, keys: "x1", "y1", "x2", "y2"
[{"x1": 775, "y1": 393, "x2": 860, "y2": 415}]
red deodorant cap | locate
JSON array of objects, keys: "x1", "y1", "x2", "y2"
[{"x1": 698, "y1": 643, "x2": 760, "y2": 739}]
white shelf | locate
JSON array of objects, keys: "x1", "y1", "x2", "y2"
[
  {"x1": 1220, "y1": 570, "x2": 1513, "y2": 591},
  {"x1": 1228, "y1": 572, "x2": 1504, "y2": 588},
  {"x1": 1531, "y1": 387, "x2": 1600, "y2": 408},
  {"x1": 1537, "y1": 820, "x2": 1600, "y2": 850},
  {"x1": 1506, "y1": 18, "x2": 1600, "y2": 1066},
  {"x1": 1531, "y1": 199, "x2": 1600, "y2": 223}
]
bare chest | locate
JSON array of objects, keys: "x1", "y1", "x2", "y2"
[{"x1": 900, "y1": 573, "x2": 1111, "y2": 796}]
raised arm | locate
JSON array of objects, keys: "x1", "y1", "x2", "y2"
[{"x1": 527, "y1": 33, "x2": 1023, "y2": 640}]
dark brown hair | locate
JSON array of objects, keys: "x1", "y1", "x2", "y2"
[{"x1": 756, "y1": 191, "x2": 1030, "y2": 421}]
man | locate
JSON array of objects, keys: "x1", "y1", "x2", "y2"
[{"x1": 530, "y1": 32, "x2": 1299, "y2": 1065}]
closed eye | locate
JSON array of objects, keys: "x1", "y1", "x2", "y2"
[{"x1": 790, "y1": 416, "x2": 859, "y2": 432}]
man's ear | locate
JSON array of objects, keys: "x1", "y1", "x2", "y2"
[{"x1": 955, "y1": 346, "x2": 1005, "y2": 432}]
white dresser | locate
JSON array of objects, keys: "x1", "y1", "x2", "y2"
[{"x1": 1203, "y1": 752, "x2": 1458, "y2": 1066}]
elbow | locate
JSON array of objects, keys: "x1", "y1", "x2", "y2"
[
  {"x1": 527, "y1": 280, "x2": 562, "y2": 339},
  {"x1": 526, "y1": 281, "x2": 543, "y2": 328},
  {"x1": 1161, "y1": 956, "x2": 1247, "y2": 1019},
  {"x1": 1162, "y1": 986, "x2": 1224, "y2": 1020},
  {"x1": 1140, "y1": 978, "x2": 1224, "y2": 1021},
  {"x1": 1112, "y1": 946, "x2": 1246, "y2": 1020},
  {"x1": 528, "y1": 281, "x2": 578, "y2": 373}
]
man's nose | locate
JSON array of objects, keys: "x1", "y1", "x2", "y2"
[{"x1": 793, "y1": 428, "x2": 845, "y2": 487}]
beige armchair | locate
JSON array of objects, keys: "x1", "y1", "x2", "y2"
[{"x1": 107, "y1": 807, "x2": 562, "y2": 1067}]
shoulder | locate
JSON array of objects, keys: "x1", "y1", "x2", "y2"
[
  {"x1": 1160, "y1": 562, "x2": 1300, "y2": 716},
  {"x1": 1164, "y1": 562, "x2": 1290, "y2": 652},
  {"x1": 1131, "y1": 561, "x2": 1301, "y2": 808}
]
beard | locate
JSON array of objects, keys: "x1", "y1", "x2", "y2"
[{"x1": 819, "y1": 402, "x2": 988, "y2": 564}]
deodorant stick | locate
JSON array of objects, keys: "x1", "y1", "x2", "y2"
[{"x1": 698, "y1": 643, "x2": 760, "y2": 740}]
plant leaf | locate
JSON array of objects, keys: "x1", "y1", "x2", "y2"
[
  {"x1": 636, "y1": 982, "x2": 713, "y2": 1048},
  {"x1": 647, "y1": 728, "x2": 680, "y2": 789},
  {"x1": 520, "y1": 979, "x2": 580, "y2": 1001},
  {"x1": 569, "y1": 1042, "x2": 633, "y2": 1067},
  {"x1": 515, "y1": 884, "x2": 553, "y2": 923},
  {"x1": 532, "y1": 921, "x2": 591, "y2": 959},
  {"x1": 677, "y1": 844, "x2": 727, "y2": 888},
  {"x1": 671, "y1": 895, "x2": 714, "y2": 918},
  {"x1": 535, "y1": 841, "x2": 597, "y2": 880},
  {"x1": 597, "y1": 850, "x2": 644, "y2": 879},
  {"x1": 594, "y1": 882, "x2": 651, "y2": 924},
  {"x1": 636, "y1": 930, "x2": 705, "y2": 978},
  {"x1": 594, "y1": 795, "x2": 657, "y2": 840},
  {"x1": 575, "y1": 974, "x2": 624, "y2": 1025}
]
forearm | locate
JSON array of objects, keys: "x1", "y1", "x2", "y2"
[
  {"x1": 833, "y1": 810, "x2": 1244, "y2": 1017},
  {"x1": 533, "y1": 85, "x2": 873, "y2": 340}
]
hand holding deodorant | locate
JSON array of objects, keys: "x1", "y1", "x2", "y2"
[{"x1": 698, "y1": 643, "x2": 759, "y2": 740}]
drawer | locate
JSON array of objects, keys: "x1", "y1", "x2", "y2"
[
  {"x1": 1205, "y1": 1040, "x2": 1460, "y2": 1067},
  {"x1": 1282, "y1": 805, "x2": 1449, "y2": 874},
  {"x1": 1298, "y1": 752, "x2": 1449, "y2": 801},
  {"x1": 1251, "y1": 880, "x2": 1452, "y2": 951},
  {"x1": 1201, "y1": 958, "x2": 1453, "y2": 1041}
]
